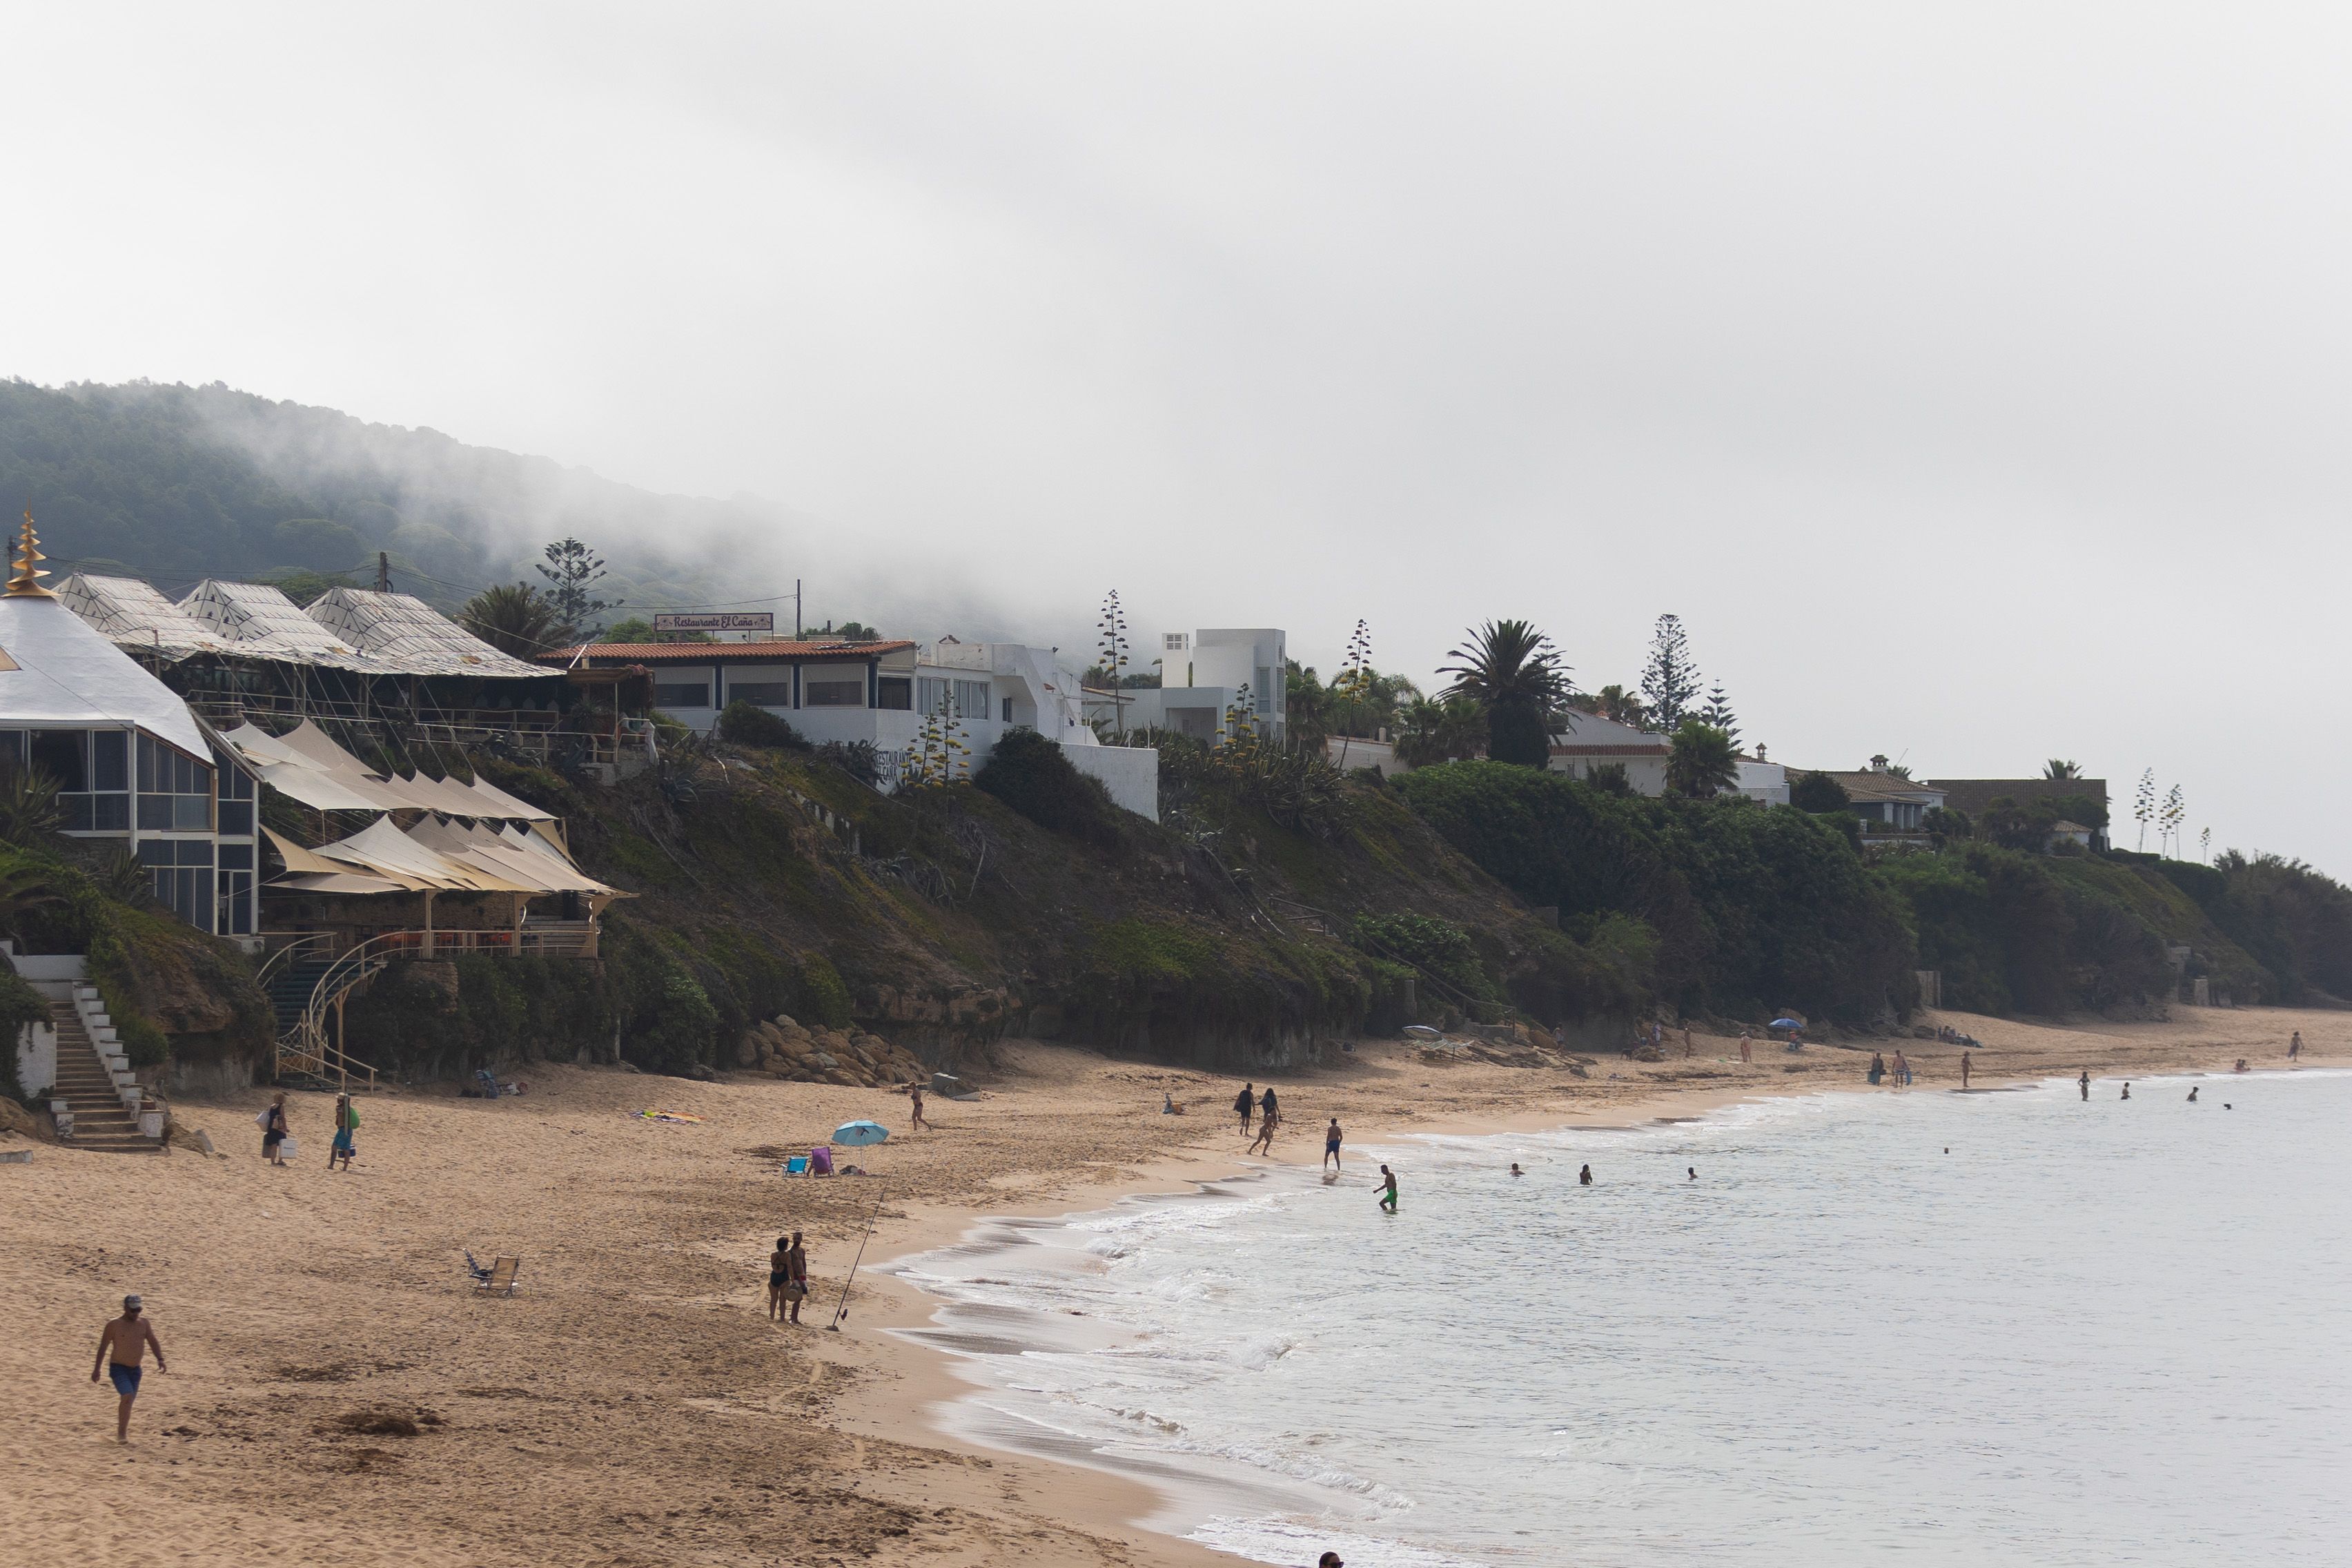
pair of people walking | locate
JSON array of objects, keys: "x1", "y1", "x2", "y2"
[{"x1": 255, "y1": 1092, "x2": 360, "y2": 1170}]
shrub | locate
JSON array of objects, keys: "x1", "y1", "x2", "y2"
[
  {"x1": 1790, "y1": 771, "x2": 1850, "y2": 812},
  {"x1": 0, "y1": 957, "x2": 46, "y2": 1100},
  {"x1": 974, "y1": 729, "x2": 1121, "y2": 849},
  {"x1": 718, "y1": 700, "x2": 807, "y2": 750},
  {"x1": 1350, "y1": 913, "x2": 1496, "y2": 1002}
]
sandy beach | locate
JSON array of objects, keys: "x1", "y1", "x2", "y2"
[{"x1": 3, "y1": 1005, "x2": 2339, "y2": 1568}]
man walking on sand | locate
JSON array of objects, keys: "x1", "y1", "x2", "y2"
[
  {"x1": 1235, "y1": 1084, "x2": 1255, "y2": 1135},
  {"x1": 92, "y1": 1295, "x2": 166, "y2": 1443}
]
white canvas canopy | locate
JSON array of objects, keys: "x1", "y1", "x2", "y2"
[
  {"x1": 266, "y1": 813, "x2": 618, "y2": 899},
  {"x1": 222, "y1": 719, "x2": 557, "y2": 822},
  {"x1": 0, "y1": 596, "x2": 212, "y2": 757}
]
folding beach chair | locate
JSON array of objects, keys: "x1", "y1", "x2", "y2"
[{"x1": 466, "y1": 1251, "x2": 522, "y2": 1295}]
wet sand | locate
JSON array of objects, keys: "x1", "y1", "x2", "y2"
[{"x1": 0, "y1": 1005, "x2": 2336, "y2": 1567}]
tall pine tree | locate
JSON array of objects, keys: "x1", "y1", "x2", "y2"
[
  {"x1": 1698, "y1": 681, "x2": 1739, "y2": 744},
  {"x1": 1640, "y1": 614, "x2": 1702, "y2": 732}
]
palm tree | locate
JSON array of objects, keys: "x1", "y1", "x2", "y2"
[
  {"x1": 1393, "y1": 696, "x2": 1487, "y2": 767},
  {"x1": 2044, "y1": 758, "x2": 2081, "y2": 780},
  {"x1": 1665, "y1": 722, "x2": 1741, "y2": 798},
  {"x1": 460, "y1": 583, "x2": 568, "y2": 658},
  {"x1": 1439, "y1": 620, "x2": 1569, "y2": 769}
]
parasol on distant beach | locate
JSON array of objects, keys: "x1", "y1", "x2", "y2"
[
  {"x1": 1769, "y1": 1019, "x2": 1803, "y2": 1030},
  {"x1": 832, "y1": 1119, "x2": 890, "y2": 1146}
]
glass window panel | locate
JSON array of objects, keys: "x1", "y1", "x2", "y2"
[
  {"x1": 92, "y1": 731, "x2": 128, "y2": 792},
  {"x1": 61, "y1": 794, "x2": 94, "y2": 832},
  {"x1": 30, "y1": 730, "x2": 86, "y2": 791},
  {"x1": 138, "y1": 796, "x2": 172, "y2": 831},
  {"x1": 217, "y1": 843, "x2": 253, "y2": 870},
  {"x1": 804, "y1": 680, "x2": 864, "y2": 707},
  {"x1": 137, "y1": 734, "x2": 157, "y2": 793},
  {"x1": 652, "y1": 682, "x2": 709, "y2": 708},
  {"x1": 174, "y1": 795, "x2": 210, "y2": 831},
  {"x1": 728, "y1": 681, "x2": 793, "y2": 706},
  {"x1": 218, "y1": 801, "x2": 253, "y2": 836},
  {"x1": 91, "y1": 795, "x2": 128, "y2": 831}
]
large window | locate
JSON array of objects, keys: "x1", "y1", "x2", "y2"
[
  {"x1": 914, "y1": 676, "x2": 992, "y2": 718},
  {"x1": 137, "y1": 734, "x2": 212, "y2": 832},
  {"x1": 877, "y1": 677, "x2": 912, "y2": 710},
  {"x1": 728, "y1": 680, "x2": 793, "y2": 707},
  {"x1": 652, "y1": 681, "x2": 711, "y2": 709},
  {"x1": 139, "y1": 840, "x2": 215, "y2": 932},
  {"x1": 26, "y1": 729, "x2": 131, "y2": 832},
  {"x1": 804, "y1": 679, "x2": 865, "y2": 707},
  {"x1": 215, "y1": 751, "x2": 255, "y2": 836}
]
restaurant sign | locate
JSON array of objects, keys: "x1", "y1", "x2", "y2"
[{"x1": 651, "y1": 612, "x2": 775, "y2": 634}]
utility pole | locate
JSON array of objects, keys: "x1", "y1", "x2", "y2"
[
  {"x1": 794, "y1": 578, "x2": 802, "y2": 639},
  {"x1": 375, "y1": 551, "x2": 391, "y2": 593}
]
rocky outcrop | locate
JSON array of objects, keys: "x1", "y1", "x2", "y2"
[{"x1": 735, "y1": 1015, "x2": 930, "y2": 1088}]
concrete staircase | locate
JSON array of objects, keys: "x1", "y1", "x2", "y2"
[{"x1": 46, "y1": 1001, "x2": 161, "y2": 1155}]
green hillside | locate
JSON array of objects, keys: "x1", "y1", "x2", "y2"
[{"x1": 0, "y1": 378, "x2": 754, "y2": 613}]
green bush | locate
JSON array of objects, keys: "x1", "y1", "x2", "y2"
[
  {"x1": 798, "y1": 952, "x2": 854, "y2": 1030},
  {"x1": 1350, "y1": 913, "x2": 1496, "y2": 1002},
  {"x1": 1393, "y1": 761, "x2": 1917, "y2": 1022},
  {"x1": 718, "y1": 700, "x2": 807, "y2": 750},
  {"x1": 974, "y1": 729, "x2": 1120, "y2": 849},
  {"x1": 0, "y1": 958, "x2": 46, "y2": 1100},
  {"x1": 1789, "y1": 771, "x2": 1850, "y2": 812}
]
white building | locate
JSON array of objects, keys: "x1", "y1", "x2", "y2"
[
  {"x1": 1547, "y1": 712, "x2": 1672, "y2": 794},
  {"x1": 547, "y1": 634, "x2": 1157, "y2": 820},
  {"x1": 0, "y1": 522, "x2": 262, "y2": 939},
  {"x1": 1086, "y1": 627, "x2": 1288, "y2": 746}
]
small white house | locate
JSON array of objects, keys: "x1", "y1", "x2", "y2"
[
  {"x1": 1087, "y1": 627, "x2": 1287, "y2": 747},
  {"x1": 1547, "y1": 712, "x2": 1672, "y2": 794}
]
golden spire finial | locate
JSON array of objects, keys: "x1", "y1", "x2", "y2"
[{"x1": 6, "y1": 507, "x2": 56, "y2": 598}]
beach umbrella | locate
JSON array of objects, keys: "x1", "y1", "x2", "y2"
[
  {"x1": 1769, "y1": 1018, "x2": 1803, "y2": 1030},
  {"x1": 832, "y1": 1119, "x2": 890, "y2": 1146}
]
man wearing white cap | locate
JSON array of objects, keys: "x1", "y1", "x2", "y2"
[{"x1": 91, "y1": 1295, "x2": 167, "y2": 1442}]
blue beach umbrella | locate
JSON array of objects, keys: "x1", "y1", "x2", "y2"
[
  {"x1": 832, "y1": 1119, "x2": 890, "y2": 1146},
  {"x1": 1770, "y1": 1018, "x2": 1803, "y2": 1030}
]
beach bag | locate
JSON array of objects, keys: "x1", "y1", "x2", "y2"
[
  {"x1": 280, "y1": 1135, "x2": 300, "y2": 1159},
  {"x1": 255, "y1": 1108, "x2": 271, "y2": 1129}
]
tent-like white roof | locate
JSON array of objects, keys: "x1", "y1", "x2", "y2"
[
  {"x1": 266, "y1": 812, "x2": 617, "y2": 898},
  {"x1": 55, "y1": 575, "x2": 235, "y2": 660},
  {"x1": 0, "y1": 596, "x2": 213, "y2": 758},
  {"x1": 179, "y1": 580, "x2": 382, "y2": 672},
  {"x1": 306, "y1": 587, "x2": 548, "y2": 679},
  {"x1": 220, "y1": 719, "x2": 559, "y2": 822}
]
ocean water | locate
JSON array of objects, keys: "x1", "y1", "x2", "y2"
[{"x1": 890, "y1": 1071, "x2": 2352, "y2": 1567}]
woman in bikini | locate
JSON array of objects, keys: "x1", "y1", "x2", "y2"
[{"x1": 767, "y1": 1235, "x2": 791, "y2": 1322}]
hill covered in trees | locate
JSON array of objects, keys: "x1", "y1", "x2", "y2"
[{"x1": 0, "y1": 378, "x2": 766, "y2": 611}]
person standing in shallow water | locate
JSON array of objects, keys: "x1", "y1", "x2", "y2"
[
  {"x1": 1375, "y1": 1164, "x2": 1398, "y2": 1212},
  {"x1": 1867, "y1": 1052, "x2": 1885, "y2": 1086},
  {"x1": 1578, "y1": 1164, "x2": 1594, "y2": 1186},
  {"x1": 2121, "y1": 1082, "x2": 2131, "y2": 1100},
  {"x1": 1960, "y1": 1050, "x2": 1972, "y2": 1088},
  {"x1": 2079, "y1": 1070, "x2": 2091, "y2": 1101},
  {"x1": 1323, "y1": 1117, "x2": 1343, "y2": 1172},
  {"x1": 2289, "y1": 1031, "x2": 2302, "y2": 1062}
]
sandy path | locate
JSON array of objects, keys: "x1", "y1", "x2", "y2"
[{"x1": 1, "y1": 1004, "x2": 2337, "y2": 1566}]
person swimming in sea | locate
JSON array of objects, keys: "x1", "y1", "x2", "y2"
[
  {"x1": 1687, "y1": 1166, "x2": 1697, "y2": 1181},
  {"x1": 1578, "y1": 1164, "x2": 1594, "y2": 1186},
  {"x1": 2121, "y1": 1082, "x2": 2131, "y2": 1100},
  {"x1": 1509, "y1": 1162, "x2": 1525, "y2": 1177}
]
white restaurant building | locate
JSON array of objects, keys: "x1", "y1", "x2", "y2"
[{"x1": 545, "y1": 634, "x2": 1158, "y2": 819}]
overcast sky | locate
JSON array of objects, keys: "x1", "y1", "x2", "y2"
[{"x1": 8, "y1": 5, "x2": 2349, "y2": 869}]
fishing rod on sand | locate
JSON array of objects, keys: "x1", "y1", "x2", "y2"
[{"x1": 827, "y1": 1181, "x2": 886, "y2": 1332}]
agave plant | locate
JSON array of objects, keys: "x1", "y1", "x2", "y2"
[{"x1": 0, "y1": 764, "x2": 63, "y2": 847}]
